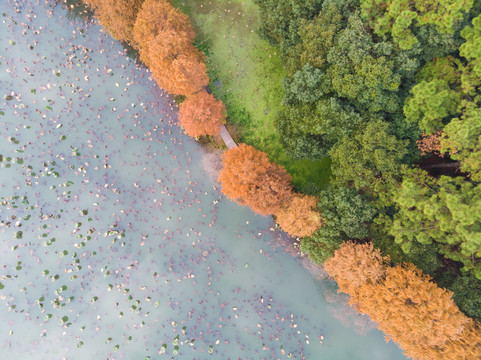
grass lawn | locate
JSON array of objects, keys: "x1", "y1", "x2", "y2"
[{"x1": 171, "y1": 0, "x2": 331, "y2": 191}]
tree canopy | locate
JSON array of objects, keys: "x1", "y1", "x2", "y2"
[
  {"x1": 218, "y1": 144, "x2": 293, "y2": 216},
  {"x1": 301, "y1": 186, "x2": 377, "y2": 263},
  {"x1": 360, "y1": 0, "x2": 473, "y2": 50},
  {"x1": 329, "y1": 119, "x2": 408, "y2": 199},
  {"x1": 390, "y1": 168, "x2": 481, "y2": 279},
  {"x1": 327, "y1": 13, "x2": 402, "y2": 114},
  {"x1": 460, "y1": 14, "x2": 481, "y2": 94},
  {"x1": 450, "y1": 276, "x2": 481, "y2": 319},
  {"x1": 178, "y1": 91, "x2": 226, "y2": 138},
  {"x1": 403, "y1": 79, "x2": 461, "y2": 134},
  {"x1": 276, "y1": 97, "x2": 362, "y2": 160},
  {"x1": 275, "y1": 194, "x2": 322, "y2": 237},
  {"x1": 441, "y1": 102, "x2": 481, "y2": 181},
  {"x1": 85, "y1": 0, "x2": 145, "y2": 45},
  {"x1": 132, "y1": 0, "x2": 209, "y2": 96},
  {"x1": 324, "y1": 241, "x2": 387, "y2": 294},
  {"x1": 287, "y1": 0, "x2": 346, "y2": 72},
  {"x1": 357, "y1": 264, "x2": 481, "y2": 360},
  {"x1": 133, "y1": 0, "x2": 195, "y2": 68},
  {"x1": 326, "y1": 242, "x2": 481, "y2": 360},
  {"x1": 164, "y1": 54, "x2": 209, "y2": 96},
  {"x1": 254, "y1": 0, "x2": 324, "y2": 59}
]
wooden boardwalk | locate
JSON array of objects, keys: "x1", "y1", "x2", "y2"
[
  {"x1": 205, "y1": 87, "x2": 237, "y2": 149},
  {"x1": 220, "y1": 125, "x2": 238, "y2": 149}
]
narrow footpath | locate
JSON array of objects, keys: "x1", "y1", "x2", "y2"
[{"x1": 220, "y1": 125, "x2": 238, "y2": 149}]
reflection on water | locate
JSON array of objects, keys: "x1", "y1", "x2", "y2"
[{"x1": 0, "y1": 1, "x2": 406, "y2": 359}]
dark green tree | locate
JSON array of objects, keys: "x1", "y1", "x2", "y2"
[
  {"x1": 288, "y1": 0, "x2": 352, "y2": 72},
  {"x1": 301, "y1": 186, "x2": 377, "y2": 263},
  {"x1": 254, "y1": 0, "x2": 323, "y2": 59},
  {"x1": 450, "y1": 276, "x2": 481, "y2": 319},
  {"x1": 329, "y1": 119, "x2": 408, "y2": 200},
  {"x1": 372, "y1": 232, "x2": 442, "y2": 276},
  {"x1": 282, "y1": 64, "x2": 331, "y2": 105},
  {"x1": 326, "y1": 13, "x2": 402, "y2": 114},
  {"x1": 300, "y1": 235, "x2": 343, "y2": 264},
  {"x1": 412, "y1": 24, "x2": 465, "y2": 64},
  {"x1": 277, "y1": 97, "x2": 363, "y2": 160},
  {"x1": 415, "y1": 56, "x2": 463, "y2": 85},
  {"x1": 276, "y1": 103, "x2": 329, "y2": 160}
]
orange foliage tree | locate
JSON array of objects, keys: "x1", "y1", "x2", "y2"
[
  {"x1": 416, "y1": 130, "x2": 444, "y2": 157},
  {"x1": 178, "y1": 91, "x2": 226, "y2": 137},
  {"x1": 140, "y1": 27, "x2": 196, "y2": 69},
  {"x1": 83, "y1": 0, "x2": 145, "y2": 45},
  {"x1": 218, "y1": 144, "x2": 293, "y2": 216},
  {"x1": 275, "y1": 194, "x2": 323, "y2": 237},
  {"x1": 324, "y1": 241, "x2": 387, "y2": 295},
  {"x1": 132, "y1": 0, "x2": 208, "y2": 96},
  {"x1": 96, "y1": 0, "x2": 223, "y2": 137},
  {"x1": 154, "y1": 53, "x2": 209, "y2": 96},
  {"x1": 325, "y1": 241, "x2": 481, "y2": 360},
  {"x1": 133, "y1": 1, "x2": 191, "y2": 58},
  {"x1": 357, "y1": 264, "x2": 481, "y2": 360},
  {"x1": 133, "y1": 0, "x2": 195, "y2": 63}
]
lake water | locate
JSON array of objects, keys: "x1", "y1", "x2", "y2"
[{"x1": 0, "y1": 1, "x2": 406, "y2": 359}]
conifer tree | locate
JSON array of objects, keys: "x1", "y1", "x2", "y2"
[
  {"x1": 275, "y1": 194, "x2": 322, "y2": 237},
  {"x1": 326, "y1": 242, "x2": 481, "y2": 360},
  {"x1": 178, "y1": 92, "x2": 226, "y2": 137},
  {"x1": 84, "y1": 0, "x2": 145, "y2": 45},
  {"x1": 133, "y1": 0, "x2": 195, "y2": 68},
  {"x1": 218, "y1": 144, "x2": 292, "y2": 216}
]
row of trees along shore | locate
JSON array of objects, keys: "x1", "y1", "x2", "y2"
[
  {"x1": 82, "y1": 0, "x2": 323, "y2": 237},
  {"x1": 79, "y1": 0, "x2": 481, "y2": 359},
  {"x1": 84, "y1": 0, "x2": 226, "y2": 137},
  {"x1": 253, "y1": 0, "x2": 481, "y2": 358}
]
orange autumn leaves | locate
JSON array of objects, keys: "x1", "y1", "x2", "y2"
[
  {"x1": 83, "y1": 0, "x2": 145, "y2": 45},
  {"x1": 75, "y1": 5, "x2": 481, "y2": 358},
  {"x1": 325, "y1": 242, "x2": 481, "y2": 360},
  {"x1": 84, "y1": 0, "x2": 317, "y2": 236},
  {"x1": 276, "y1": 194, "x2": 323, "y2": 237},
  {"x1": 218, "y1": 144, "x2": 292, "y2": 216},
  {"x1": 324, "y1": 242, "x2": 387, "y2": 294},
  {"x1": 133, "y1": 0, "x2": 207, "y2": 95},
  {"x1": 87, "y1": 0, "x2": 225, "y2": 137},
  {"x1": 178, "y1": 92, "x2": 226, "y2": 137},
  {"x1": 218, "y1": 144, "x2": 322, "y2": 236},
  {"x1": 133, "y1": 0, "x2": 225, "y2": 136}
]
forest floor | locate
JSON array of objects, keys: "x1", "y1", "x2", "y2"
[{"x1": 171, "y1": 0, "x2": 331, "y2": 191}]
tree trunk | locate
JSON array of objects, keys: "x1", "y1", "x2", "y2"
[{"x1": 421, "y1": 161, "x2": 461, "y2": 170}]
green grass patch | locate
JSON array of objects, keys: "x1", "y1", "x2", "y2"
[{"x1": 172, "y1": 0, "x2": 330, "y2": 190}]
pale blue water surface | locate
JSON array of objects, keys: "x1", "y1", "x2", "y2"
[{"x1": 0, "y1": 1, "x2": 407, "y2": 359}]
